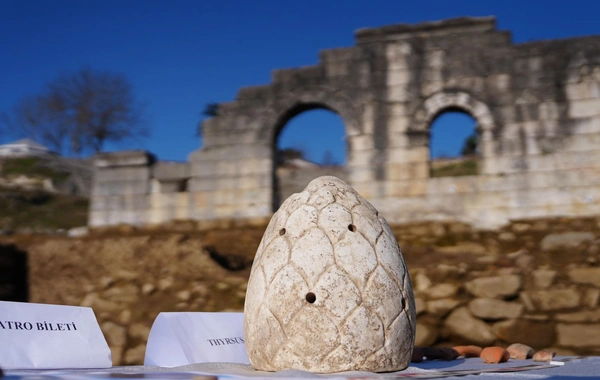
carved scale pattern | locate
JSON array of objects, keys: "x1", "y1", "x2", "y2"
[{"x1": 244, "y1": 176, "x2": 416, "y2": 373}]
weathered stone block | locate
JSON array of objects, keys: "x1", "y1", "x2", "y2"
[
  {"x1": 346, "y1": 167, "x2": 375, "y2": 183},
  {"x1": 569, "y1": 99, "x2": 600, "y2": 118},
  {"x1": 465, "y1": 275, "x2": 522, "y2": 299},
  {"x1": 422, "y1": 81, "x2": 444, "y2": 96},
  {"x1": 93, "y1": 181, "x2": 149, "y2": 197},
  {"x1": 573, "y1": 117, "x2": 600, "y2": 134},
  {"x1": 94, "y1": 151, "x2": 153, "y2": 168},
  {"x1": 538, "y1": 101, "x2": 560, "y2": 120},
  {"x1": 469, "y1": 298, "x2": 524, "y2": 320},
  {"x1": 444, "y1": 307, "x2": 495, "y2": 346},
  {"x1": 152, "y1": 162, "x2": 189, "y2": 181},
  {"x1": 427, "y1": 283, "x2": 459, "y2": 299},
  {"x1": 415, "y1": 297, "x2": 426, "y2": 315},
  {"x1": 568, "y1": 267, "x2": 600, "y2": 287},
  {"x1": 155, "y1": 180, "x2": 185, "y2": 193},
  {"x1": 532, "y1": 269, "x2": 557, "y2": 289},
  {"x1": 584, "y1": 288, "x2": 600, "y2": 308},
  {"x1": 427, "y1": 298, "x2": 460, "y2": 317},
  {"x1": 566, "y1": 82, "x2": 595, "y2": 101},
  {"x1": 319, "y1": 47, "x2": 355, "y2": 62},
  {"x1": 555, "y1": 310, "x2": 600, "y2": 323},
  {"x1": 88, "y1": 211, "x2": 109, "y2": 227},
  {"x1": 101, "y1": 321, "x2": 127, "y2": 347},
  {"x1": 415, "y1": 323, "x2": 438, "y2": 347},
  {"x1": 324, "y1": 61, "x2": 349, "y2": 77},
  {"x1": 541, "y1": 232, "x2": 595, "y2": 251},
  {"x1": 385, "y1": 180, "x2": 427, "y2": 198},
  {"x1": 523, "y1": 289, "x2": 581, "y2": 311},
  {"x1": 387, "y1": 70, "x2": 411, "y2": 86},
  {"x1": 348, "y1": 134, "x2": 375, "y2": 151},
  {"x1": 492, "y1": 319, "x2": 555, "y2": 348},
  {"x1": 95, "y1": 167, "x2": 151, "y2": 184},
  {"x1": 556, "y1": 323, "x2": 600, "y2": 348},
  {"x1": 386, "y1": 85, "x2": 410, "y2": 102}
]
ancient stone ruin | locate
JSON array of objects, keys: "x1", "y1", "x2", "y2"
[{"x1": 90, "y1": 16, "x2": 600, "y2": 229}]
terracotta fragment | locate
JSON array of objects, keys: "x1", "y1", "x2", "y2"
[
  {"x1": 453, "y1": 345, "x2": 483, "y2": 358},
  {"x1": 506, "y1": 343, "x2": 535, "y2": 359},
  {"x1": 480, "y1": 346, "x2": 510, "y2": 364},
  {"x1": 422, "y1": 347, "x2": 459, "y2": 361},
  {"x1": 244, "y1": 176, "x2": 416, "y2": 373},
  {"x1": 533, "y1": 350, "x2": 556, "y2": 362},
  {"x1": 411, "y1": 347, "x2": 424, "y2": 363}
]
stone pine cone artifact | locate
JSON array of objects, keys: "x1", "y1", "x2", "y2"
[{"x1": 244, "y1": 176, "x2": 416, "y2": 373}]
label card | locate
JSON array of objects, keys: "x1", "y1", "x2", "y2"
[
  {"x1": 0, "y1": 300, "x2": 112, "y2": 369},
  {"x1": 144, "y1": 312, "x2": 249, "y2": 367}
]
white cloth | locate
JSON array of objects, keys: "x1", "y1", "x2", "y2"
[{"x1": 5, "y1": 356, "x2": 600, "y2": 379}]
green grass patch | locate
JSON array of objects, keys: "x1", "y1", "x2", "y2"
[
  {"x1": 430, "y1": 158, "x2": 478, "y2": 178},
  {"x1": 1, "y1": 157, "x2": 69, "y2": 181},
  {"x1": 0, "y1": 187, "x2": 88, "y2": 230}
]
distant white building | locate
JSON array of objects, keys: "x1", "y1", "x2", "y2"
[{"x1": 0, "y1": 138, "x2": 52, "y2": 157}]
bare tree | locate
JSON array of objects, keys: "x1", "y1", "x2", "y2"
[
  {"x1": 1, "y1": 94, "x2": 69, "y2": 153},
  {"x1": 460, "y1": 133, "x2": 478, "y2": 156},
  {"x1": 1, "y1": 68, "x2": 148, "y2": 155},
  {"x1": 320, "y1": 150, "x2": 339, "y2": 166}
]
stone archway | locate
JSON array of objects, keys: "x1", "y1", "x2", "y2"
[
  {"x1": 251, "y1": 86, "x2": 361, "y2": 211},
  {"x1": 257, "y1": 86, "x2": 362, "y2": 144},
  {"x1": 270, "y1": 106, "x2": 353, "y2": 209},
  {"x1": 411, "y1": 91, "x2": 496, "y2": 161}
]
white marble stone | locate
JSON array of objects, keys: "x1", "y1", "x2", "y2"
[{"x1": 244, "y1": 176, "x2": 416, "y2": 373}]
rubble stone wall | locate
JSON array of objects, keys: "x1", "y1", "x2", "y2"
[{"x1": 2, "y1": 216, "x2": 599, "y2": 365}]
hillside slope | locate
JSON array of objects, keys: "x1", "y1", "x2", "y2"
[{"x1": 0, "y1": 156, "x2": 91, "y2": 231}]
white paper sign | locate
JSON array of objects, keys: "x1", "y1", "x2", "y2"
[
  {"x1": 0, "y1": 300, "x2": 112, "y2": 369},
  {"x1": 144, "y1": 312, "x2": 249, "y2": 367}
]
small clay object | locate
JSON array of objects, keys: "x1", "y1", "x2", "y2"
[
  {"x1": 453, "y1": 345, "x2": 483, "y2": 358},
  {"x1": 480, "y1": 347, "x2": 510, "y2": 364},
  {"x1": 533, "y1": 350, "x2": 556, "y2": 362},
  {"x1": 506, "y1": 343, "x2": 535, "y2": 360},
  {"x1": 244, "y1": 176, "x2": 416, "y2": 373},
  {"x1": 422, "y1": 347, "x2": 459, "y2": 361},
  {"x1": 411, "y1": 347, "x2": 424, "y2": 363}
]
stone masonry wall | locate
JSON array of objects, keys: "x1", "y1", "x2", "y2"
[
  {"x1": 2, "y1": 216, "x2": 599, "y2": 365},
  {"x1": 89, "y1": 16, "x2": 600, "y2": 229},
  {"x1": 401, "y1": 218, "x2": 600, "y2": 354}
]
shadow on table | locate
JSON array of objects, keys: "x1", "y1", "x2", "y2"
[{"x1": 412, "y1": 358, "x2": 467, "y2": 370}]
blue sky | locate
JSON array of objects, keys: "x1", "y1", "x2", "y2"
[{"x1": 1, "y1": 0, "x2": 599, "y2": 163}]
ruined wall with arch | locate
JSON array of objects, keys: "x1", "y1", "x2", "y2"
[{"x1": 90, "y1": 17, "x2": 600, "y2": 229}]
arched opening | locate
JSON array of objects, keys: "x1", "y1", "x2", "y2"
[
  {"x1": 272, "y1": 106, "x2": 347, "y2": 210},
  {"x1": 429, "y1": 109, "x2": 480, "y2": 177}
]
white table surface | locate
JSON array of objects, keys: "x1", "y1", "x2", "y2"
[{"x1": 4, "y1": 356, "x2": 600, "y2": 379}]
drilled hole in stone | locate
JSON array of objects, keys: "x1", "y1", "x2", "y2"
[
  {"x1": 305, "y1": 292, "x2": 316, "y2": 303},
  {"x1": 348, "y1": 224, "x2": 356, "y2": 232},
  {"x1": 279, "y1": 228, "x2": 286, "y2": 236}
]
